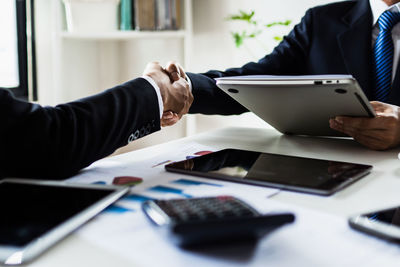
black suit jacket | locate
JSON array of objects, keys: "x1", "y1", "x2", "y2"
[
  {"x1": 187, "y1": 0, "x2": 400, "y2": 115},
  {"x1": 0, "y1": 78, "x2": 160, "y2": 179}
]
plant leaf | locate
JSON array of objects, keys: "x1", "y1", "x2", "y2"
[
  {"x1": 227, "y1": 10, "x2": 291, "y2": 49},
  {"x1": 231, "y1": 30, "x2": 261, "y2": 47},
  {"x1": 265, "y1": 20, "x2": 292, "y2": 28},
  {"x1": 226, "y1": 10, "x2": 257, "y2": 25},
  {"x1": 232, "y1": 32, "x2": 244, "y2": 48}
]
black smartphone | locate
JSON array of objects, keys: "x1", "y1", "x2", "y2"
[{"x1": 349, "y1": 206, "x2": 400, "y2": 241}]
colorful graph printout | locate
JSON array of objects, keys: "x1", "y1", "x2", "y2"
[
  {"x1": 194, "y1": 151, "x2": 213, "y2": 156},
  {"x1": 148, "y1": 185, "x2": 192, "y2": 198},
  {"x1": 104, "y1": 205, "x2": 134, "y2": 213},
  {"x1": 123, "y1": 194, "x2": 155, "y2": 203},
  {"x1": 171, "y1": 179, "x2": 222, "y2": 187},
  {"x1": 92, "y1": 181, "x2": 107, "y2": 185},
  {"x1": 113, "y1": 176, "x2": 143, "y2": 186}
]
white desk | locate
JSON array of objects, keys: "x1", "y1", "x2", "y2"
[{"x1": 26, "y1": 127, "x2": 400, "y2": 267}]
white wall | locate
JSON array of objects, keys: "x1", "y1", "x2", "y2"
[
  {"x1": 189, "y1": 0, "x2": 338, "y2": 134},
  {"x1": 34, "y1": 0, "x2": 189, "y2": 154},
  {"x1": 34, "y1": 0, "x2": 339, "y2": 154},
  {"x1": 191, "y1": 0, "x2": 339, "y2": 71}
]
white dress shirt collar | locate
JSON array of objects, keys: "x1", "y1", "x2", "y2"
[{"x1": 370, "y1": 0, "x2": 400, "y2": 26}]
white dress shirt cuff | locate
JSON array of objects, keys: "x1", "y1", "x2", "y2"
[
  {"x1": 142, "y1": 75, "x2": 163, "y2": 118},
  {"x1": 186, "y1": 75, "x2": 193, "y2": 92}
]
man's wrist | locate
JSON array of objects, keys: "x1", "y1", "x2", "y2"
[{"x1": 142, "y1": 75, "x2": 164, "y2": 118}]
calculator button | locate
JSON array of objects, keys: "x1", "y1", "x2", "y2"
[{"x1": 151, "y1": 196, "x2": 260, "y2": 223}]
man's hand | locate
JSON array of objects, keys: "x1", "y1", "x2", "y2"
[
  {"x1": 161, "y1": 111, "x2": 180, "y2": 127},
  {"x1": 161, "y1": 61, "x2": 188, "y2": 126},
  {"x1": 165, "y1": 61, "x2": 187, "y2": 82},
  {"x1": 143, "y1": 62, "x2": 193, "y2": 126},
  {"x1": 329, "y1": 101, "x2": 400, "y2": 150}
]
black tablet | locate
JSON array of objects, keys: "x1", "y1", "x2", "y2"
[
  {"x1": 165, "y1": 149, "x2": 372, "y2": 196},
  {"x1": 0, "y1": 179, "x2": 128, "y2": 265}
]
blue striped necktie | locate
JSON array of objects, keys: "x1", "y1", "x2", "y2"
[{"x1": 373, "y1": 10, "x2": 400, "y2": 102}]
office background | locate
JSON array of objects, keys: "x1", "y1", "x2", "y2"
[{"x1": 34, "y1": 0, "x2": 335, "y2": 155}]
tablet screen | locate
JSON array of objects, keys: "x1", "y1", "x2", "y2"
[
  {"x1": 165, "y1": 149, "x2": 372, "y2": 195},
  {"x1": 0, "y1": 182, "x2": 119, "y2": 247}
]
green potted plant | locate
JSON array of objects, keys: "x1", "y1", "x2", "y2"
[{"x1": 226, "y1": 10, "x2": 292, "y2": 49}]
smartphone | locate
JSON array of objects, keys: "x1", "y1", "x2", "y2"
[{"x1": 349, "y1": 206, "x2": 400, "y2": 241}]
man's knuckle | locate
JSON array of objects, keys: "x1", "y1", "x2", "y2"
[{"x1": 386, "y1": 116, "x2": 397, "y2": 128}]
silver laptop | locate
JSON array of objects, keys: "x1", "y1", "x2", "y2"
[{"x1": 216, "y1": 75, "x2": 376, "y2": 136}]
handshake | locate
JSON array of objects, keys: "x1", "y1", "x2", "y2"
[{"x1": 143, "y1": 61, "x2": 193, "y2": 127}]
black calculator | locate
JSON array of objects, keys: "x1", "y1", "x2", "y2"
[{"x1": 142, "y1": 196, "x2": 295, "y2": 247}]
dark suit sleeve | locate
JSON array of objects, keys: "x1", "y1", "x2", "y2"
[
  {"x1": 0, "y1": 77, "x2": 161, "y2": 179},
  {"x1": 187, "y1": 8, "x2": 314, "y2": 115}
]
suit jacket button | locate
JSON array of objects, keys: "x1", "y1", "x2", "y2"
[
  {"x1": 140, "y1": 127, "x2": 146, "y2": 137},
  {"x1": 128, "y1": 133, "x2": 135, "y2": 143},
  {"x1": 128, "y1": 130, "x2": 140, "y2": 143},
  {"x1": 146, "y1": 124, "x2": 151, "y2": 134}
]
